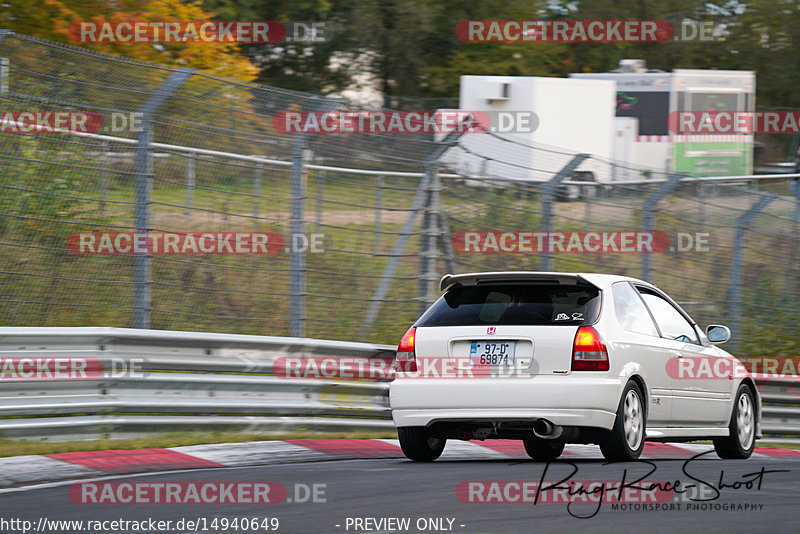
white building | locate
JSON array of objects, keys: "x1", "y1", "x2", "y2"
[
  {"x1": 442, "y1": 63, "x2": 755, "y2": 181},
  {"x1": 441, "y1": 75, "x2": 617, "y2": 181},
  {"x1": 572, "y1": 63, "x2": 755, "y2": 176}
]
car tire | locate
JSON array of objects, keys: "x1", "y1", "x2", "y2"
[
  {"x1": 713, "y1": 384, "x2": 756, "y2": 459},
  {"x1": 397, "y1": 427, "x2": 446, "y2": 461},
  {"x1": 523, "y1": 437, "x2": 565, "y2": 461},
  {"x1": 600, "y1": 381, "x2": 646, "y2": 462}
]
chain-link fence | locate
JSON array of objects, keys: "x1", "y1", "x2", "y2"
[{"x1": 1, "y1": 32, "x2": 799, "y2": 360}]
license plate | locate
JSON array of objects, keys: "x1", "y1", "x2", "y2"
[{"x1": 470, "y1": 341, "x2": 516, "y2": 366}]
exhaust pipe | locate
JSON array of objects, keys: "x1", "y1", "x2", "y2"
[{"x1": 533, "y1": 419, "x2": 563, "y2": 440}]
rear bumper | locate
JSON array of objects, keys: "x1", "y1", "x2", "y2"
[{"x1": 390, "y1": 375, "x2": 622, "y2": 430}]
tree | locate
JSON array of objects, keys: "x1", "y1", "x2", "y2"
[
  {"x1": 197, "y1": 0, "x2": 561, "y2": 106},
  {"x1": 0, "y1": 0, "x2": 257, "y2": 80}
]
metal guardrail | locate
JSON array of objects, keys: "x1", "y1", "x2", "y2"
[
  {"x1": 0, "y1": 327, "x2": 395, "y2": 439},
  {"x1": 751, "y1": 375, "x2": 800, "y2": 436},
  {"x1": 0, "y1": 328, "x2": 798, "y2": 440},
  {"x1": 755, "y1": 162, "x2": 798, "y2": 175}
]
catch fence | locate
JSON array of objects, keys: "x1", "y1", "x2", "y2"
[{"x1": 0, "y1": 32, "x2": 798, "y2": 363}]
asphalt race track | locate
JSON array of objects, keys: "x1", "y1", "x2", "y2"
[{"x1": 0, "y1": 442, "x2": 798, "y2": 534}]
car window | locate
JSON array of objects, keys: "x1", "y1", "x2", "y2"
[
  {"x1": 612, "y1": 282, "x2": 659, "y2": 336},
  {"x1": 416, "y1": 283, "x2": 601, "y2": 326},
  {"x1": 478, "y1": 291, "x2": 513, "y2": 322},
  {"x1": 637, "y1": 288, "x2": 700, "y2": 344}
]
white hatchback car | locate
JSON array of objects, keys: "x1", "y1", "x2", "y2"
[{"x1": 389, "y1": 272, "x2": 761, "y2": 462}]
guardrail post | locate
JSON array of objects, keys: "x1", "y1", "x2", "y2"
[
  {"x1": 0, "y1": 29, "x2": 12, "y2": 47},
  {"x1": 540, "y1": 154, "x2": 591, "y2": 271},
  {"x1": 289, "y1": 135, "x2": 306, "y2": 337},
  {"x1": 640, "y1": 173, "x2": 686, "y2": 282},
  {"x1": 133, "y1": 68, "x2": 195, "y2": 329},
  {"x1": 358, "y1": 131, "x2": 463, "y2": 341},
  {"x1": 728, "y1": 194, "x2": 776, "y2": 349}
]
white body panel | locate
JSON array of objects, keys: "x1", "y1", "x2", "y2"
[{"x1": 391, "y1": 375, "x2": 620, "y2": 429}]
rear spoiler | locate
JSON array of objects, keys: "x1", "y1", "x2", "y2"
[{"x1": 439, "y1": 272, "x2": 595, "y2": 292}]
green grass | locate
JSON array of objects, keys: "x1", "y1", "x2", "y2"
[
  {"x1": 756, "y1": 441, "x2": 800, "y2": 450},
  {"x1": 0, "y1": 430, "x2": 397, "y2": 458},
  {"x1": 694, "y1": 439, "x2": 800, "y2": 450},
  {"x1": 1, "y1": 147, "x2": 798, "y2": 350}
]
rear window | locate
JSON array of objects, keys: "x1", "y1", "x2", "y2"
[{"x1": 416, "y1": 283, "x2": 601, "y2": 327}]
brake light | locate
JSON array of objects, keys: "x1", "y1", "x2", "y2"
[
  {"x1": 394, "y1": 327, "x2": 417, "y2": 372},
  {"x1": 572, "y1": 326, "x2": 609, "y2": 371}
]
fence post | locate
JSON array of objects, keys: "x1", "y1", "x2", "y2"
[
  {"x1": 253, "y1": 161, "x2": 263, "y2": 223},
  {"x1": 698, "y1": 182, "x2": 706, "y2": 228},
  {"x1": 289, "y1": 136, "x2": 306, "y2": 337},
  {"x1": 540, "y1": 154, "x2": 591, "y2": 272},
  {"x1": 133, "y1": 126, "x2": 153, "y2": 330},
  {"x1": 0, "y1": 56, "x2": 9, "y2": 95},
  {"x1": 315, "y1": 169, "x2": 325, "y2": 234},
  {"x1": 0, "y1": 29, "x2": 12, "y2": 47},
  {"x1": 358, "y1": 131, "x2": 462, "y2": 341},
  {"x1": 584, "y1": 189, "x2": 592, "y2": 223},
  {"x1": 287, "y1": 101, "x2": 339, "y2": 337},
  {"x1": 728, "y1": 194, "x2": 776, "y2": 348},
  {"x1": 418, "y1": 165, "x2": 443, "y2": 314},
  {"x1": 184, "y1": 153, "x2": 195, "y2": 216},
  {"x1": 437, "y1": 189, "x2": 458, "y2": 275},
  {"x1": 98, "y1": 140, "x2": 109, "y2": 215},
  {"x1": 133, "y1": 68, "x2": 194, "y2": 329},
  {"x1": 375, "y1": 175, "x2": 383, "y2": 252},
  {"x1": 791, "y1": 183, "x2": 800, "y2": 333},
  {"x1": 640, "y1": 173, "x2": 685, "y2": 282}
]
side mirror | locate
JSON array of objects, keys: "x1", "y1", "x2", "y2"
[{"x1": 706, "y1": 325, "x2": 731, "y2": 344}]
